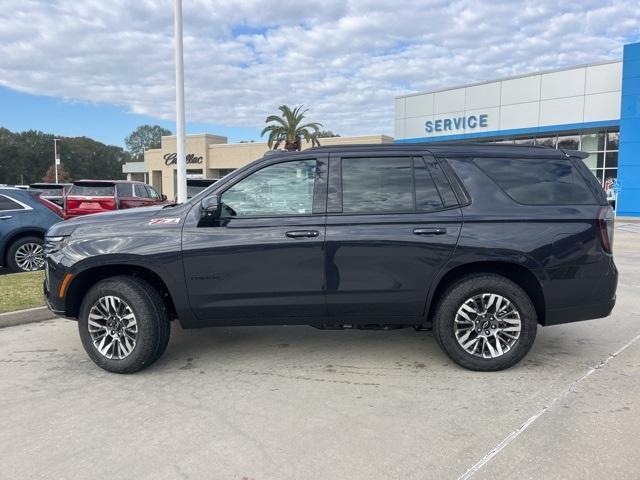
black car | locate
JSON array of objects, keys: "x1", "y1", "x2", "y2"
[{"x1": 44, "y1": 144, "x2": 617, "y2": 373}]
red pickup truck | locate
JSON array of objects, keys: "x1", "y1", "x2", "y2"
[{"x1": 63, "y1": 180, "x2": 167, "y2": 219}]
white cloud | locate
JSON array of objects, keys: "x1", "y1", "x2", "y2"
[{"x1": 0, "y1": 0, "x2": 638, "y2": 136}]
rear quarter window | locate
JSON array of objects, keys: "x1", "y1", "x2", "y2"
[
  {"x1": 69, "y1": 184, "x2": 115, "y2": 196},
  {"x1": 0, "y1": 194, "x2": 26, "y2": 211},
  {"x1": 474, "y1": 157, "x2": 597, "y2": 205}
]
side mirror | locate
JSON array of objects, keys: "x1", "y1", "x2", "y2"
[
  {"x1": 200, "y1": 195, "x2": 221, "y2": 219},
  {"x1": 161, "y1": 194, "x2": 167, "y2": 201}
]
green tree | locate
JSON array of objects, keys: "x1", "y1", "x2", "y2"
[
  {"x1": 0, "y1": 128, "x2": 130, "y2": 184},
  {"x1": 261, "y1": 105, "x2": 322, "y2": 151},
  {"x1": 317, "y1": 130, "x2": 340, "y2": 138},
  {"x1": 124, "y1": 124, "x2": 172, "y2": 161}
]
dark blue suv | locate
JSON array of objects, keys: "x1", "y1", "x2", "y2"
[
  {"x1": 0, "y1": 188, "x2": 62, "y2": 273},
  {"x1": 44, "y1": 144, "x2": 617, "y2": 373}
]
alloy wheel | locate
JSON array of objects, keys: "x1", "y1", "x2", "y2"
[
  {"x1": 87, "y1": 296, "x2": 138, "y2": 360},
  {"x1": 14, "y1": 242, "x2": 45, "y2": 271},
  {"x1": 453, "y1": 293, "x2": 522, "y2": 359}
]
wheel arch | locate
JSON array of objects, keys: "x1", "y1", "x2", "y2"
[
  {"x1": 2, "y1": 228, "x2": 46, "y2": 266},
  {"x1": 64, "y1": 264, "x2": 178, "y2": 321},
  {"x1": 427, "y1": 261, "x2": 546, "y2": 325}
]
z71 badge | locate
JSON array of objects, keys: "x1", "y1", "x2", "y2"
[{"x1": 148, "y1": 217, "x2": 181, "y2": 225}]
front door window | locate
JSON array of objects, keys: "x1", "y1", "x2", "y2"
[{"x1": 221, "y1": 160, "x2": 317, "y2": 217}]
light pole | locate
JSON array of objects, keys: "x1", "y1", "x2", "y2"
[
  {"x1": 53, "y1": 138, "x2": 61, "y2": 183},
  {"x1": 174, "y1": 0, "x2": 187, "y2": 203}
]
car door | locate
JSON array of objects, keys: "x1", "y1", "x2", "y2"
[
  {"x1": 324, "y1": 153, "x2": 462, "y2": 323},
  {"x1": 181, "y1": 155, "x2": 328, "y2": 324},
  {"x1": 0, "y1": 193, "x2": 29, "y2": 254}
]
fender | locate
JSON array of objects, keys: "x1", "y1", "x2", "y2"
[{"x1": 63, "y1": 253, "x2": 197, "y2": 327}]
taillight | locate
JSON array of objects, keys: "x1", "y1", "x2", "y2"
[
  {"x1": 597, "y1": 206, "x2": 615, "y2": 254},
  {"x1": 34, "y1": 194, "x2": 63, "y2": 218}
]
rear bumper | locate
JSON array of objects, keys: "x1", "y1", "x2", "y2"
[
  {"x1": 544, "y1": 297, "x2": 616, "y2": 326},
  {"x1": 542, "y1": 258, "x2": 618, "y2": 326}
]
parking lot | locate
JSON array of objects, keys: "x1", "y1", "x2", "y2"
[{"x1": 0, "y1": 224, "x2": 638, "y2": 479}]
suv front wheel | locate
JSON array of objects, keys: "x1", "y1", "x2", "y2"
[
  {"x1": 434, "y1": 273, "x2": 537, "y2": 371},
  {"x1": 78, "y1": 276, "x2": 170, "y2": 373}
]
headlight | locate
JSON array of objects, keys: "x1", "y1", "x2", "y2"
[{"x1": 44, "y1": 236, "x2": 70, "y2": 255}]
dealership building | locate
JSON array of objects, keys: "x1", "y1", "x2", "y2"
[
  {"x1": 395, "y1": 41, "x2": 640, "y2": 216},
  {"x1": 124, "y1": 134, "x2": 393, "y2": 199},
  {"x1": 128, "y1": 41, "x2": 640, "y2": 215}
]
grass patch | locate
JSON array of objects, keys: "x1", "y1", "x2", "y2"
[{"x1": 0, "y1": 271, "x2": 45, "y2": 314}]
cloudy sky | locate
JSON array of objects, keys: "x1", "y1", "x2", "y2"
[{"x1": 0, "y1": 0, "x2": 639, "y2": 146}]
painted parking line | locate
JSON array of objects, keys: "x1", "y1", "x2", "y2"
[{"x1": 456, "y1": 330, "x2": 640, "y2": 480}]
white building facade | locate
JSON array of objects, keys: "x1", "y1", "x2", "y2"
[{"x1": 394, "y1": 41, "x2": 640, "y2": 216}]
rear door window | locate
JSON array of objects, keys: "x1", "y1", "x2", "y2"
[
  {"x1": 413, "y1": 158, "x2": 443, "y2": 211},
  {"x1": 69, "y1": 184, "x2": 115, "y2": 196},
  {"x1": 474, "y1": 157, "x2": 597, "y2": 205},
  {"x1": 116, "y1": 184, "x2": 133, "y2": 197},
  {"x1": 341, "y1": 157, "x2": 414, "y2": 213}
]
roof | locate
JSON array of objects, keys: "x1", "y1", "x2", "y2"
[
  {"x1": 299, "y1": 142, "x2": 578, "y2": 158},
  {"x1": 73, "y1": 179, "x2": 145, "y2": 185}
]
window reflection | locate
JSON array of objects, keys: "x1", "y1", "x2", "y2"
[
  {"x1": 221, "y1": 160, "x2": 317, "y2": 217},
  {"x1": 342, "y1": 157, "x2": 414, "y2": 213}
]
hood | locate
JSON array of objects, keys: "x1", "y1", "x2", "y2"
[{"x1": 47, "y1": 205, "x2": 186, "y2": 237}]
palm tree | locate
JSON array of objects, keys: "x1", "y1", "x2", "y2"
[{"x1": 261, "y1": 105, "x2": 323, "y2": 151}]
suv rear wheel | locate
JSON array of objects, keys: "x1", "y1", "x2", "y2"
[
  {"x1": 434, "y1": 273, "x2": 537, "y2": 371},
  {"x1": 78, "y1": 276, "x2": 170, "y2": 373}
]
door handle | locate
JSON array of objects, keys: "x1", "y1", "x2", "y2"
[
  {"x1": 286, "y1": 230, "x2": 319, "y2": 238},
  {"x1": 413, "y1": 227, "x2": 446, "y2": 235},
  {"x1": 0, "y1": 215, "x2": 12, "y2": 220}
]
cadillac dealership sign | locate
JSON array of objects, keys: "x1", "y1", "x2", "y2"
[
  {"x1": 163, "y1": 152, "x2": 204, "y2": 166},
  {"x1": 425, "y1": 113, "x2": 488, "y2": 133}
]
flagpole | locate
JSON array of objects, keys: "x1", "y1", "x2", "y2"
[{"x1": 174, "y1": 0, "x2": 187, "y2": 203}]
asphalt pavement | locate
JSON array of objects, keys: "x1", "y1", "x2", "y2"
[{"x1": 1, "y1": 225, "x2": 639, "y2": 480}]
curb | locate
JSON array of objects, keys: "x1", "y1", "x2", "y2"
[{"x1": 0, "y1": 306, "x2": 58, "y2": 329}]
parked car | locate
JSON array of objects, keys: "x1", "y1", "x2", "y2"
[
  {"x1": 29, "y1": 183, "x2": 72, "y2": 208},
  {"x1": 63, "y1": 180, "x2": 167, "y2": 219},
  {"x1": 44, "y1": 144, "x2": 617, "y2": 373},
  {"x1": 187, "y1": 178, "x2": 217, "y2": 199},
  {"x1": 1, "y1": 188, "x2": 62, "y2": 273}
]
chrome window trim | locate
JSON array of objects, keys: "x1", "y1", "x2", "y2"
[{"x1": 0, "y1": 193, "x2": 33, "y2": 212}]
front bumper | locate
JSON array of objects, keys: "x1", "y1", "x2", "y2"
[{"x1": 44, "y1": 262, "x2": 72, "y2": 317}]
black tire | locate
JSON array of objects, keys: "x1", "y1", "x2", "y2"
[
  {"x1": 433, "y1": 274, "x2": 537, "y2": 371},
  {"x1": 6, "y1": 236, "x2": 45, "y2": 273},
  {"x1": 78, "y1": 276, "x2": 170, "y2": 373}
]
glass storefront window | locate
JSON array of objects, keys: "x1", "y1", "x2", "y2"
[
  {"x1": 583, "y1": 153, "x2": 598, "y2": 169},
  {"x1": 535, "y1": 136, "x2": 556, "y2": 148},
  {"x1": 514, "y1": 137, "x2": 535, "y2": 145},
  {"x1": 607, "y1": 132, "x2": 619, "y2": 150},
  {"x1": 557, "y1": 134, "x2": 580, "y2": 149},
  {"x1": 581, "y1": 133, "x2": 605, "y2": 152},
  {"x1": 605, "y1": 152, "x2": 618, "y2": 169}
]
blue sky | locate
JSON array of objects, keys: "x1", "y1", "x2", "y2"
[
  {"x1": 1, "y1": 0, "x2": 639, "y2": 150},
  {"x1": 0, "y1": 86, "x2": 261, "y2": 147}
]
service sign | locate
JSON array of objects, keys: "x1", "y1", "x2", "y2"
[{"x1": 425, "y1": 114, "x2": 489, "y2": 133}]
